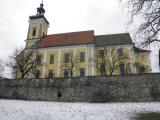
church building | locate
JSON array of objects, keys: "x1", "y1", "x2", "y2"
[{"x1": 16, "y1": 2, "x2": 152, "y2": 78}]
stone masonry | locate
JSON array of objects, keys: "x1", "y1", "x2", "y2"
[{"x1": 0, "y1": 73, "x2": 160, "y2": 102}]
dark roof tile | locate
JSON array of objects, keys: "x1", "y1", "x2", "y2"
[{"x1": 95, "y1": 33, "x2": 133, "y2": 47}]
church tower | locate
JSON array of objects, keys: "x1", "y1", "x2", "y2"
[{"x1": 26, "y1": 1, "x2": 49, "y2": 48}]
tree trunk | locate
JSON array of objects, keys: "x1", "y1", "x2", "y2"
[
  {"x1": 70, "y1": 70, "x2": 73, "y2": 77},
  {"x1": 21, "y1": 72, "x2": 25, "y2": 79}
]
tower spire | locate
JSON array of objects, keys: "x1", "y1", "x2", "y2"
[{"x1": 36, "y1": 0, "x2": 45, "y2": 15}]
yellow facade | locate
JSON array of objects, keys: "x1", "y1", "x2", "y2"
[
  {"x1": 95, "y1": 47, "x2": 134, "y2": 76},
  {"x1": 15, "y1": 44, "x2": 151, "y2": 78},
  {"x1": 45, "y1": 51, "x2": 59, "y2": 78},
  {"x1": 22, "y1": 47, "x2": 93, "y2": 78},
  {"x1": 59, "y1": 48, "x2": 89, "y2": 77},
  {"x1": 135, "y1": 52, "x2": 151, "y2": 73}
]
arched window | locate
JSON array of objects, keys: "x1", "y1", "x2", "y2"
[
  {"x1": 48, "y1": 70, "x2": 54, "y2": 78},
  {"x1": 64, "y1": 70, "x2": 68, "y2": 77},
  {"x1": 32, "y1": 27, "x2": 37, "y2": 36},
  {"x1": 35, "y1": 70, "x2": 40, "y2": 78},
  {"x1": 50, "y1": 55, "x2": 54, "y2": 64},
  {"x1": 57, "y1": 91, "x2": 62, "y2": 97}
]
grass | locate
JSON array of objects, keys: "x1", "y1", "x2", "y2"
[{"x1": 133, "y1": 112, "x2": 160, "y2": 120}]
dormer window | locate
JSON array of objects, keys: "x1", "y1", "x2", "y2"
[{"x1": 32, "y1": 28, "x2": 37, "y2": 36}]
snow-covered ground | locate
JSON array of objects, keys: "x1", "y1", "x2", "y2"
[{"x1": 0, "y1": 100, "x2": 160, "y2": 120}]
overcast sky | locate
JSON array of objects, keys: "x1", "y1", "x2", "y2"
[{"x1": 0, "y1": 0, "x2": 159, "y2": 77}]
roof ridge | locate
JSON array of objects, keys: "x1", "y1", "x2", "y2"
[
  {"x1": 95, "y1": 33, "x2": 130, "y2": 37},
  {"x1": 46, "y1": 30, "x2": 94, "y2": 36}
]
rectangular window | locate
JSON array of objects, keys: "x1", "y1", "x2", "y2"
[
  {"x1": 32, "y1": 28, "x2": 36, "y2": 36},
  {"x1": 36, "y1": 55, "x2": 42, "y2": 65},
  {"x1": 80, "y1": 52, "x2": 85, "y2": 62},
  {"x1": 48, "y1": 70, "x2": 54, "y2": 78},
  {"x1": 64, "y1": 53, "x2": 69, "y2": 63},
  {"x1": 99, "y1": 50, "x2": 104, "y2": 57},
  {"x1": 80, "y1": 68, "x2": 85, "y2": 77},
  {"x1": 64, "y1": 69, "x2": 68, "y2": 77},
  {"x1": 35, "y1": 70, "x2": 40, "y2": 79},
  {"x1": 100, "y1": 64, "x2": 105, "y2": 75},
  {"x1": 120, "y1": 64, "x2": 125, "y2": 75},
  {"x1": 50, "y1": 55, "x2": 54, "y2": 64},
  {"x1": 118, "y1": 48, "x2": 123, "y2": 57}
]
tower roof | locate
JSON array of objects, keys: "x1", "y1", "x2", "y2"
[
  {"x1": 36, "y1": 1, "x2": 45, "y2": 15},
  {"x1": 29, "y1": 15, "x2": 49, "y2": 25},
  {"x1": 29, "y1": 1, "x2": 49, "y2": 25}
]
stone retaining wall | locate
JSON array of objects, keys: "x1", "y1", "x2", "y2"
[{"x1": 0, "y1": 73, "x2": 160, "y2": 102}]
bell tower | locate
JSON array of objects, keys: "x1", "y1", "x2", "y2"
[{"x1": 26, "y1": 1, "x2": 49, "y2": 48}]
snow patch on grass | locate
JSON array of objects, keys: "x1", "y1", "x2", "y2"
[{"x1": 0, "y1": 99, "x2": 160, "y2": 120}]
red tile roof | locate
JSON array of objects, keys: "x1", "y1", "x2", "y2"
[{"x1": 39, "y1": 30, "x2": 94, "y2": 48}]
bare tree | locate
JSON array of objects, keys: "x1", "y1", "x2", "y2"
[
  {"x1": 8, "y1": 47, "x2": 36, "y2": 79},
  {"x1": 121, "y1": 0, "x2": 160, "y2": 47},
  {"x1": 135, "y1": 62, "x2": 146, "y2": 73},
  {"x1": 109, "y1": 48, "x2": 131, "y2": 75},
  {"x1": 61, "y1": 52, "x2": 79, "y2": 77},
  {"x1": 134, "y1": 53, "x2": 151, "y2": 73},
  {"x1": 96, "y1": 48, "x2": 129, "y2": 75},
  {"x1": 95, "y1": 49, "x2": 107, "y2": 75},
  {"x1": 108, "y1": 48, "x2": 120, "y2": 75}
]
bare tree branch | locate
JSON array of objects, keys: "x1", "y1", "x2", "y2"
[
  {"x1": 61, "y1": 52, "x2": 80, "y2": 77},
  {"x1": 7, "y1": 47, "x2": 36, "y2": 79},
  {"x1": 96, "y1": 48, "x2": 129, "y2": 75},
  {"x1": 121, "y1": 0, "x2": 160, "y2": 47}
]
